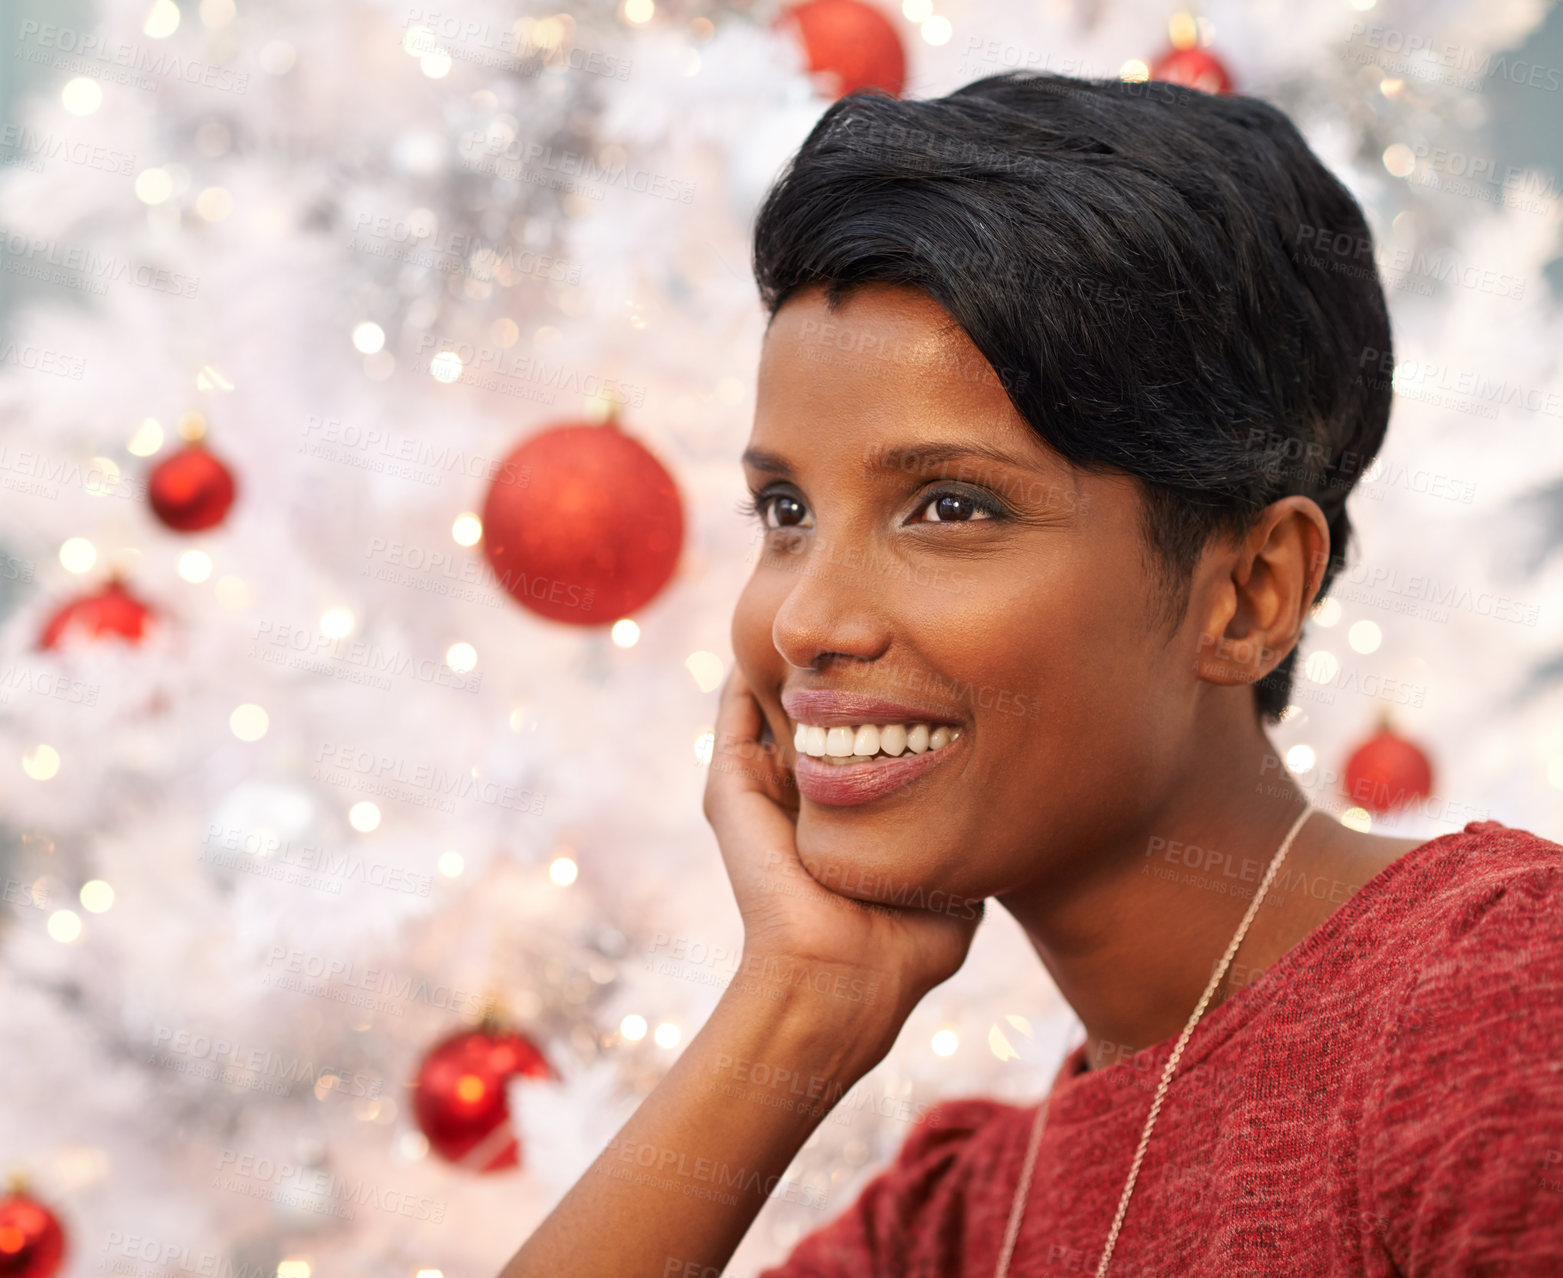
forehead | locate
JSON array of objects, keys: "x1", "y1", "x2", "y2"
[{"x1": 752, "y1": 282, "x2": 1049, "y2": 467}]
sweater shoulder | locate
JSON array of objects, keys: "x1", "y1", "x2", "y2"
[{"x1": 1368, "y1": 819, "x2": 1563, "y2": 950}]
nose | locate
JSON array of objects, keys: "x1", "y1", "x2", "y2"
[{"x1": 769, "y1": 539, "x2": 892, "y2": 671}]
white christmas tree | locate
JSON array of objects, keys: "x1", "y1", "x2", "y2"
[{"x1": 0, "y1": 0, "x2": 1559, "y2": 1275}]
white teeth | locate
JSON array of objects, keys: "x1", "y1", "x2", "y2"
[{"x1": 790, "y1": 719, "x2": 960, "y2": 762}]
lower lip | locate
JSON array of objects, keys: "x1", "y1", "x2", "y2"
[{"x1": 793, "y1": 734, "x2": 964, "y2": 806}]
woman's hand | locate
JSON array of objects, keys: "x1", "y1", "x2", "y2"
[
  {"x1": 703, "y1": 664, "x2": 985, "y2": 1054},
  {"x1": 500, "y1": 665, "x2": 987, "y2": 1278}
]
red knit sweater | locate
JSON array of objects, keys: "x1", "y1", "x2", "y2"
[{"x1": 758, "y1": 820, "x2": 1563, "y2": 1276}]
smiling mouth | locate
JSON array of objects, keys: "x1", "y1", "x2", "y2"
[{"x1": 791, "y1": 719, "x2": 961, "y2": 763}]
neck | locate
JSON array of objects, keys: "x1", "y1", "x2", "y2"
[{"x1": 998, "y1": 706, "x2": 1321, "y2": 1072}]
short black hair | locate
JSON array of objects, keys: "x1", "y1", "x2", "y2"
[{"x1": 751, "y1": 71, "x2": 1394, "y2": 723}]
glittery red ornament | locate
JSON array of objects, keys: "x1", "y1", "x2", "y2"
[
  {"x1": 1149, "y1": 45, "x2": 1234, "y2": 94},
  {"x1": 778, "y1": 0, "x2": 906, "y2": 99},
  {"x1": 0, "y1": 1190, "x2": 67, "y2": 1278},
  {"x1": 1343, "y1": 720, "x2": 1434, "y2": 814},
  {"x1": 412, "y1": 1026, "x2": 553, "y2": 1172},
  {"x1": 480, "y1": 416, "x2": 684, "y2": 625},
  {"x1": 148, "y1": 443, "x2": 236, "y2": 532},
  {"x1": 38, "y1": 578, "x2": 155, "y2": 650}
]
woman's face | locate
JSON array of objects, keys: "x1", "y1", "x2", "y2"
[{"x1": 732, "y1": 282, "x2": 1209, "y2": 907}]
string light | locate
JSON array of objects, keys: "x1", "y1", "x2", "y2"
[
  {"x1": 611, "y1": 619, "x2": 639, "y2": 648},
  {"x1": 549, "y1": 856, "x2": 578, "y2": 887},
  {"x1": 989, "y1": 1024, "x2": 1019, "y2": 1061},
  {"x1": 320, "y1": 607, "x2": 354, "y2": 639},
  {"x1": 931, "y1": 1029, "x2": 959, "y2": 1057},
  {"x1": 348, "y1": 802, "x2": 381, "y2": 833},
  {"x1": 437, "y1": 851, "x2": 464, "y2": 877},
  {"x1": 134, "y1": 167, "x2": 173, "y2": 205},
  {"x1": 451, "y1": 514, "x2": 482, "y2": 546},
  {"x1": 352, "y1": 322, "x2": 385, "y2": 355},
  {"x1": 23, "y1": 744, "x2": 61, "y2": 781},
  {"x1": 1285, "y1": 744, "x2": 1317, "y2": 774},
  {"x1": 195, "y1": 187, "x2": 233, "y2": 220},
  {"x1": 619, "y1": 1014, "x2": 647, "y2": 1041},
  {"x1": 921, "y1": 16, "x2": 952, "y2": 45},
  {"x1": 1341, "y1": 807, "x2": 1373, "y2": 832},
  {"x1": 47, "y1": 910, "x2": 83, "y2": 943},
  {"x1": 178, "y1": 550, "x2": 213, "y2": 583},
  {"x1": 80, "y1": 881, "x2": 116, "y2": 913},
  {"x1": 128, "y1": 418, "x2": 164, "y2": 456},
  {"x1": 1382, "y1": 144, "x2": 1416, "y2": 178},
  {"x1": 230, "y1": 704, "x2": 270, "y2": 742},
  {"x1": 684, "y1": 651, "x2": 724, "y2": 692},
  {"x1": 144, "y1": 0, "x2": 181, "y2": 39},
  {"x1": 60, "y1": 538, "x2": 96, "y2": 573},
  {"x1": 1310, "y1": 598, "x2": 1342, "y2": 627},
  {"x1": 61, "y1": 77, "x2": 102, "y2": 115},
  {"x1": 1348, "y1": 621, "x2": 1382, "y2": 654},
  {"x1": 445, "y1": 642, "x2": 477, "y2": 673}
]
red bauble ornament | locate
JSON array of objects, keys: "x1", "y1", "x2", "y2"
[
  {"x1": 778, "y1": 0, "x2": 906, "y2": 99},
  {"x1": 1149, "y1": 46, "x2": 1234, "y2": 94},
  {"x1": 480, "y1": 417, "x2": 684, "y2": 625},
  {"x1": 38, "y1": 578, "x2": 155, "y2": 650},
  {"x1": 413, "y1": 1026, "x2": 553, "y2": 1172},
  {"x1": 0, "y1": 1191, "x2": 67, "y2": 1278},
  {"x1": 148, "y1": 443, "x2": 237, "y2": 532},
  {"x1": 1343, "y1": 720, "x2": 1434, "y2": 814}
]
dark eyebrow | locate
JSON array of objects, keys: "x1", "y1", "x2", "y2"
[
  {"x1": 868, "y1": 442, "x2": 1034, "y2": 474},
  {"x1": 741, "y1": 441, "x2": 1035, "y2": 478},
  {"x1": 740, "y1": 447, "x2": 795, "y2": 477}
]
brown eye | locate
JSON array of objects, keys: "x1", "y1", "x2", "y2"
[
  {"x1": 916, "y1": 491, "x2": 996, "y2": 523},
  {"x1": 763, "y1": 494, "x2": 813, "y2": 530}
]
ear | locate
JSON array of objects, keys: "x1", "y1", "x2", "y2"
[{"x1": 1192, "y1": 497, "x2": 1330, "y2": 690}]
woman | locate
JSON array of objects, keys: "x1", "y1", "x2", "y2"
[{"x1": 502, "y1": 72, "x2": 1563, "y2": 1276}]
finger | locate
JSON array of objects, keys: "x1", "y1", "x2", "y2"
[{"x1": 706, "y1": 666, "x2": 787, "y2": 806}]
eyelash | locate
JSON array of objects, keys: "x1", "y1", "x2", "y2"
[{"x1": 735, "y1": 485, "x2": 1008, "y2": 529}]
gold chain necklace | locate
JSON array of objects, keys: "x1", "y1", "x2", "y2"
[{"x1": 993, "y1": 805, "x2": 1315, "y2": 1278}]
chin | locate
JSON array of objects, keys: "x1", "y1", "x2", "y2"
[{"x1": 794, "y1": 818, "x2": 985, "y2": 920}]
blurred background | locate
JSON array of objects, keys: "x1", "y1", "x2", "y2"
[{"x1": 0, "y1": 0, "x2": 1560, "y2": 1274}]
